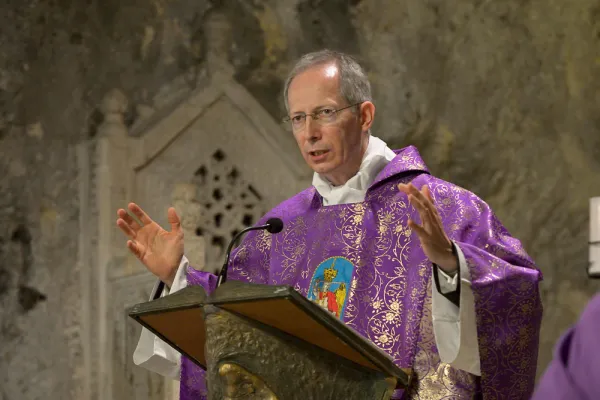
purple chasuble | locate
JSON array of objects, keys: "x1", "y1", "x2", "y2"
[
  {"x1": 179, "y1": 146, "x2": 543, "y2": 400},
  {"x1": 532, "y1": 293, "x2": 600, "y2": 400}
]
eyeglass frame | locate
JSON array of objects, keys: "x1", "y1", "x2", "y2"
[{"x1": 282, "y1": 102, "x2": 364, "y2": 131}]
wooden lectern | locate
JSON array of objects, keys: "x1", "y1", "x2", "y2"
[{"x1": 128, "y1": 280, "x2": 410, "y2": 400}]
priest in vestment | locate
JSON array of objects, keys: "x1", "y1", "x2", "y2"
[{"x1": 121, "y1": 49, "x2": 543, "y2": 399}]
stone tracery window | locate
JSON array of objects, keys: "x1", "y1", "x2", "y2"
[{"x1": 188, "y1": 149, "x2": 266, "y2": 272}]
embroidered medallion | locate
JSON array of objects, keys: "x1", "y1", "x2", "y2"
[{"x1": 307, "y1": 257, "x2": 354, "y2": 319}]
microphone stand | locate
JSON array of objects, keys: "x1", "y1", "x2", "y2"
[
  {"x1": 152, "y1": 224, "x2": 270, "y2": 299},
  {"x1": 152, "y1": 218, "x2": 283, "y2": 297},
  {"x1": 216, "y1": 224, "x2": 270, "y2": 287},
  {"x1": 216, "y1": 218, "x2": 283, "y2": 287}
]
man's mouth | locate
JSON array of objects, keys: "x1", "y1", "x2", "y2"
[{"x1": 309, "y1": 150, "x2": 329, "y2": 156}]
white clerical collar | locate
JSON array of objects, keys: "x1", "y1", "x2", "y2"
[{"x1": 312, "y1": 135, "x2": 396, "y2": 206}]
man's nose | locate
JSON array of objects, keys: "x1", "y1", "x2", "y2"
[{"x1": 305, "y1": 117, "x2": 322, "y2": 142}]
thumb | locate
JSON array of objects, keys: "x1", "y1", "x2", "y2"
[
  {"x1": 127, "y1": 240, "x2": 143, "y2": 260},
  {"x1": 167, "y1": 207, "x2": 181, "y2": 232}
]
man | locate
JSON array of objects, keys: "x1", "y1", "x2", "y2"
[{"x1": 119, "y1": 49, "x2": 543, "y2": 399}]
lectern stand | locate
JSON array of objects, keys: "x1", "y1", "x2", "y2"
[{"x1": 129, "y1": 280, "x2": 410, "y2": 400}]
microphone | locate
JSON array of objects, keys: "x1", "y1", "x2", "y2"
[{"x1": 216, "y1": 217, "x2": 284, "y2": 287}]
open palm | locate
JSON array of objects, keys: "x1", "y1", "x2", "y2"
[
  {"x1": 398, "y1": 183, "x2": 458, "y2": 274},
  {"x1": 116, "y1": 203, "x2": 184, "y2": 286}
]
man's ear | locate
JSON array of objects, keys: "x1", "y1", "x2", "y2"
[{"x1": 359, "y1": 101, "x2": 375, "y2": 132}]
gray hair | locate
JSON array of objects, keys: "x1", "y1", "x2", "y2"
[{"x1": 282, "y1": 49, "x2": 372, "y2": 112}]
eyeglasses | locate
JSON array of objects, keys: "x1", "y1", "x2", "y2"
[{"x1": 282, "y1": 102, "x2": 363, "y2": 132}]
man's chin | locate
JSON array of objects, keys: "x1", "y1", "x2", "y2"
[
  {"x1": 305, "y1": 155, "x2": 341, "y2": 176},
  {"x1": 310, "y1": 163, "x2": 333, "y2": 175}
]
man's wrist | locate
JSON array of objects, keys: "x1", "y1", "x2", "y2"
[
  {"x1": 436, "y1": 256, "x2": 459, "y2": 275},
  {"x1": 436, "y1": 243, "x2": 459, "y2": 275},
  {"x1": 161, "y1": 268, "x2": 178, "y2": 289}
]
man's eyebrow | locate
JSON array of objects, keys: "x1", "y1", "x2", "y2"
[
  {"x1": 291, "y1": 104, "x2": 335, "y2": 115},
  {"x1": 313, "y1": 104, "x2": 335, "y2": 111}
]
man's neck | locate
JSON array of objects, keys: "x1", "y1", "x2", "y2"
[
  {"x1": 312, "y1": 135, "x2": 396, "y2": 206},
  {"x1": 325, "y1": 166, "x2": 360, "y2": 187}
]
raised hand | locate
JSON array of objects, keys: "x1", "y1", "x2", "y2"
[
  {"x1": 116, "y1": 203, "x2": 184, "y2": 287},
  {"x1": 398, "y1": 183, "x2": 458, "y2": 274}
]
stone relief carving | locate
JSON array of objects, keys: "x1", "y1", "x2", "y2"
[
  {"x1": 97, "y1": 88, "x2": 129, "y2": 138},
  {"x1": 190, "y1": 149, "x2": 267, "y2": 274},
  {"x1": 203, "y1": 9, "x2": 235, "y2": 79}
]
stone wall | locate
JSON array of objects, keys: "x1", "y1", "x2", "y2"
[{"x1": 1, "y1": 0, "x2": 599, "y2": 398}]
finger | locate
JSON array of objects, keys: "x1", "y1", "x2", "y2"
[
  {"x1": 117, "y1": 208, "x2": 142, "y2": 231},
  {"x1": 411, "y1": 194, "x2": 441, "y2": 234},
  {"x1": 420, "y1": 186, "x2": 443, "y2": 224},
  {"x1": 422, "y1": 186, "x2": 439, "y2": 217},
  {"x1": 167, "y1": 207, "x2": 181, "y2": 233},
  {"x1": 422, "y1": 186, "x2": 449, "y2": 235},
  {"x1": 423, "y1": 185, "x2": 434, "y2": 203},
  {"x1": 412, "y1": 184, "x2": 434, "y2": 208},
  {"x1": 127, "y1": 240, "x2": 145, "y2": 260},
  {"x1": 398, "y1": 183, "x2": 410, "y2": 194},
  {"x1": 117, "y1": 218, "x2": 136, "y2": 239},
  {"x1": 410, "y1": 185, "x2": 439, "y2": 221},
  {"x1": 408, "y1": 219, "x2": 429, "y2": 239},
  {"x1": 408, "y1": 192, "x2": 428, "y2": 212},
  {"x1": 408, "y1": 194, "x2": 430, "y2": 223},
  {"x1": 128, "y1": 203, "x2": 153, "y2": 226},
  {"x1": 401, "y1": 183, "x2": 430, "y2": 209},
  {"x1": 398, "y1": 182, "x2": 420, "y2": 195},
  {"x1": 402, "y1": 184, "x2": 437, "y2": 227}
]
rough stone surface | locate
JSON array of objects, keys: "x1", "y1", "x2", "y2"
[{"x1": 0, "y1": 0, "x2": 599, "y2": 398}]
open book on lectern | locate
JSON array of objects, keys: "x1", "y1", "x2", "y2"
[{"x1": 127, "y1": 280, "x2": 410, "y2": 387}]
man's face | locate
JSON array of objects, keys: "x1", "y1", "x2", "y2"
[{"x1": 286, "y1": 63, "x2": 374, "y2": 186}]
